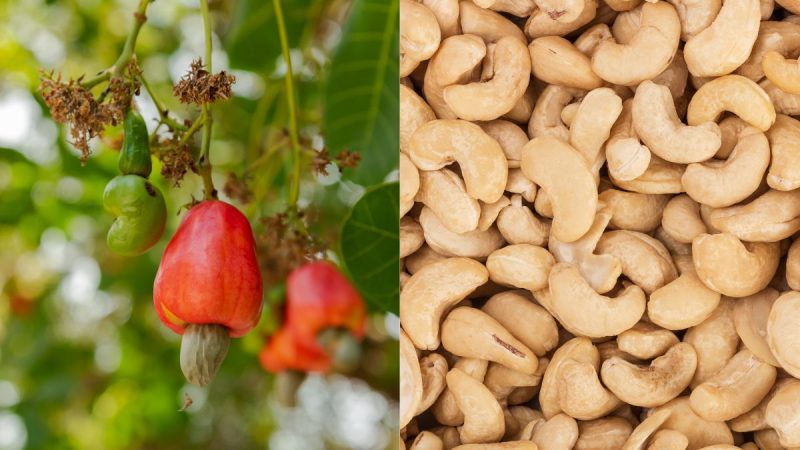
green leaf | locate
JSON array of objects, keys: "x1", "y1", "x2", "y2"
[
  {"x1": 225, "y1": 0, "x2": 324, "y2": 72},
  {"x1": 340, "y1": 182, "x2": 399, "y2": 314},
  {"x1": 324, "y1": 0, "x2": 399, "y2": 186}
]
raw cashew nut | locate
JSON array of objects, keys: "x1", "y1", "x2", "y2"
[
  {"x1": 529, "y1": 36, "x2": 603, "y2": 90},
  {"x1": 595, "y1": 230, "x2": 678, "y2": 294},
  {"x1": 401, "y1": 329, "x2": 423, "y2": 428},
  {"x1": 683, "y1": 0, "x2": 760, "y2": 77},
  {"x1": 482, "y1": 290, "x2": 559, "y2": 357},
  {"x1": 400, "y1": 257, "x2": 489, "y2": 350},
  {"x1": 521, "y1": 137, "x2": 598, "y2": 242},
  {"x1": 478, "y1": 120, "x2": 528, "y2": 168},
  {"x1": 530, "y1": 414, "x2": 580, "y2": 450},
  {"x1": 617, "y1": 322, "x2": 679, "y2": 359},
  {"x1": 569, "y1": 87, "x2": 624, "y2": 171},
  {"x1": 400, "y1": 84, "x2": 436, "y2": 154},
  {"x1": 419, "y1": 207, "x2": 505, "y2": 259},
  {"x1": 601, "y1": 342, "x2": 697, "y2": 408},
  {"x1": 706, "y1": 189, "x2": 800, "y2": 242},
  {"x1": 496, "y1": 195, "x2": 550, "y2": 246},
  {"x1": 408, "y1": 120, "x2": 508, "y2": 203},
  {"x1": 459, "y1": 1, "x2": 527, "y2": 44},
  {"x1": 417, "y1": 353, "x2": 449, "y2": 415},
  {"x1": 761, "y1": 77, "x2": 800, "y2": 115},
  {"x1": 441, "y1": 307, "x2": 539, "y2": 374},
  {"x1": 649, "y1": 397, "x2": 735, "y2": 449},
  {"x1": 730, "y1": 378, "x2": 800, "y2": 432},
  {"x1": 733, "y1": 288, "x2": 781, "y2": 366},
  {"x1": 433, "y1": 358, "x2": 488, "y2": 426},
  {"x1": 486, "y1": 246, "x2": 554, "y2": 292},
  {"x1": 605, "y1": 99, "x2": 651, "y2": 182},
  {"x1": 446, "y1": 367, "x2": 505, "y2": 444},
  {"x1": 401, "y1": 217, "x2": 425, "y2": 258},
  {"x1": 767, "y1": 114, "x2": 800, "y2": 191},
  {"x1": 401, "y1": 0, "x2": 442, "y2": 77},
  {"x1": 687, "y1": 75, "x2": 776, "y2": 131},
  {"x1": 767, "y1": 291, "x2": 800, "y2": 378},
  {"x1": 575, "y1": 417, "x2": 633, "y2": 450},
  {"x1": 661, "y1": 195, "x2": 707, "y2": 244},
  {"x1": 444, "y1": 37, "x2": 531, "y2": 121},
  {"x1": 599, "y1": 189, "x2": 669, "y2": 233},
  {"x1": 648, "y1": 254, "x2": 721, "y2": 330},
  {"x1": 528, "y1": 85, "x2": 584, "y2": 141},
  {"x1": 665, "y1": 0, "x2": 721, "y2": 41},
  {"x1": 424, "y1": 35, "x2": 486, "y2": 119},
  {"x1": 738, "y1": 21, "x2": 800, "y2": 81},
  {"x1": 416, "y1": 169, "x2": 481, "y2": 234},
  {"x1": 547, "y1": 263, "x2": 645, "y2": 338},
  {"x1": 692, "y1": 233, "x2": 780, "y2": 297},
  {"x1": 690, "y1": 349, "x2": 777, "y2": 421},
  {"x1": 681, "y1": 127, "x2": 770, "y2": 208},
  {"x1": 765, "y1": 382, "x2": 800, "y2": 447},
  {"x1": 610, "y1": 156, "x2": 685, "y2": 194},
  {"x1": 621, "y1": 408, "x2": 673, "y2": 450},
  {"x1": 401, "y1": 153, "x2": 420, "y2": 217},
  {"x1": 420, "y1": 0, "x2": 460, "y2": 38},
  {"x1": 632, "y1": 80, "x2": 721, "y2": 164},
  {"x1": 539, "y1": 337, "x2": 599, "y2": 419},
  {"x1": 557, "y1": 359, "x2": 621, "y2": 420},
  {"x1": 525, "y1": 0, "x2": 598, "y2": 38},
  {"x1": 763, "y1": 51, "x2": 800, "y2": 95},
  {"x1": 591, "y1": 2, "x2": 681, "y2": 86}
]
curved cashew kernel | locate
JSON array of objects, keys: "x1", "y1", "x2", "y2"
[
  {"x1": 446, "y1": 367, "x2": 505, "y2": 444},
  {"x1": 533, "y1": 188, "x2": 554, "y2": 219},
  {"x1": 539, "y1": 337, "x2": 599, "y2": 419},
  {"x1": 420, "y1": 0, "x2": 460, "y2": 38},
  {"x1": 664, "y1": 0, "x2": 721, "y2": 41},
  {"x1": 549, "y1": 204, "x2": 621, "y2": 294},
  {"x1": 406, "y1": 244, "x2": 446, "y2": 274},
  {"x1": 504, "y1": 83, "x2": 537, "y2": 124},
  {"x1": 683, "y1": 299, "x2": 739, "y2": 387},
  {"x1": 761, "y1": 77, "x2": 800, "y2": 116},
  {"x1": 575, "y1": 417, "x2": 634, "y2": 450},
  {"x1": 682, "y1": 128, "x2": 770, "y2": 208},
  {"x1": 408, "y1": 120, "x2": 508, "y2": 203},
  {"x1": 548, "y1": 263, "x2": 645, "y2": 338},
  {"x1": 444, "y1": 37, "x2": 531, "y2": 121},
  {"x1": 610, "y1": 155, "x2": 685, "y2": 194},
  {"x1": 596, "y1": 230, "x2": 678, "y2": 294},
  {"x1": 716, "y1": 116, "x2": 749, "y2": 159},
  {"x1": 416, "y1": 169, "x2": 481, "y2": 234},
  {"x1": 606, "y1": 99, "x2": 651, "y2": 182},
  {"x1": 633, "y1": 81, "x2": 721, "y2": 164},
  {"x1": 417, "y1": 353, "x2": 449, "y2": 414},
  {"x1": 473, "y1": 0, "x2": 536, "y2": 16},
  {"x1": 557, "y1": 359, "x2": 621, "y2": 420},
  {"x1": 400, "y1": 84, "x2": 436, "y2": 155},
  {"x1": 505, "y1": 169, "x2": 537, "y2": 204},
  {"x1": 601, "y1": 342, "x2": 697, "y2": 408},
  {"x1": 530, "y1": 414, "x2": 579, "y2": 450},
  {"x1": 692, "y1": 233, "x2": 779, "y2": 297},
  {"x1": 647, "y1": 429, "x2": 689, "y2": 450},
  {"x1": 763, "y1": 51, "x2": 800, "y2": 95},
  {"x1": 707, "y1": 189, "x2": 800, "y2": 242},
  {"x1": 733, "y1": 289, "x2": 781, "y2": 366},
  {"x1": 480, "y1": 196, "x2": 512, "y2": 231},
  {"x1": 528, "y1": 85, "x2": 583, "y2": 141},
  {"x1": 591, "y1": 2, "x2": 681, "y2": 86},
  {"x1": 767, "y1": 291, "x2": 800, "y2": 378},
  {"x1": 570, "y1": 88, "x2": 624, "y2": 171},
  {"x1": 420, "y1": 207, "x2": 505, "y2": 259},
  {"x1": 484, "y1": 362, "x2": 543, "y2": 405},
  {"x1": 453, "y1": 442, "x2": 538, "y2": 450},
  {"x1": 690, "y1": 349, "x2": 777, "y2": 422},
  {"x1": 683, "y1": 0, "x2": 760, "y2": 77},
  {"x1": 433, "y1": 358, "x2": 489, "y2": 426},
  {"x1": 401, "y1": 329, "x2": 423, "y2": 428},
  {"x1": 765, "y1": 382, "x2": 800, "y2": 447},
  {"x1": 478, "y1": 120, "x2": 528, "y2": 168},
  {"x1": 459, "y1": 1, "x2": 527, "y2": 44},
  {"x1": 524, "y1": 0, "x2": 598, "y2": 39},
  {"x1": 521, "y1": 137, "x2": 598, "y2": 242},
  {"x1": 529, "y1": 36, "x2": 604, "y2": 90},
  {"x1": 618, "y1": 322, "x2": 680, "y2": 359},
  {"x1": 767, "y1": 114, "x2": 800, "y2": 191},
  {"x1": 400, "y1": 153, "x2": 420, "y2": 218},
  {"x1": 575, "y1": 23, "x2": 614, "y2": 55},
  {"x1": 650, "y1": 397, "x2": 735, "y2": 449},
  {"x1": 621, "y1": 408, "x2": 673, "y2": 450},
  {"x1": 401, "y1": 217, "x2": 425, "y2": 258},
  {"x1": 485, "y1": 242, "x2": 555, "y2": 292},
  {"x1": 400, "y1": 257, "x2": 489, "y2": 350},
  {"x1": 788, "y1": 238, "x2": 800, "y2": 291},
  {"x1": 738, "y1": 21, "x2": 800, "y2": 81},
  {"x1": 423, "y1": 34, "x2": 486, "y2": 119},
  {"x1": 661, "y1": 195, "x2": 707, "y2": 244},
  {"x1": 410, "y1": 431, "x2": 444, "y2": 450},
  {"x1": 731, "y1": 378, "x2": 800, "y2": 432},
  {"x1": 687, "y1": 75, "x2": 776, "y2": 131},
  {"x1": 610, "y1": 5, "x2": 642, "y2": 44},
  {"x1": 442, "y1": 307, "x2": 539, "y2": 374},
  {"x1": 599, "y1": 189, "x2": 669, "y2": 233},
  {"x1": 648, "y1": 255, "x2": 721, "y2": 330},
  {"x1": 496, "y1": 195, "x2": 550, "y2": 246},
  {"x1": 401, "y1": 0, "x2": 441, "y2": 77}
]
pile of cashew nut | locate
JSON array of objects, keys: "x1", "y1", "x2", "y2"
[{"x1": 399, "y1": 0, "x2": 800, "y2": 448}]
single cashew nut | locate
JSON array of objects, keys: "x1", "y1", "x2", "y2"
[
  {"x1": 424, "y1": 34, "x2": 486, "y2": 119},
  {"x1": 570, "y1": 87, "x2": 624, "y2": 171},
  {"x1": 416, "y1": 169, "x2": 481, "y2": 234},
  {"x1": 706, "y1": 189, "x2": 800, "y2": 242},
  {"x1": 767, "y1": 114, "x2": 800, "y2": 191},
  {"x1": 599, "y1": 189, "x2": 669, "y2": 233},
  {"x1": 401, "y1": 217, "x2": 425, "y2": 258},
  {"x1": 692, "y1": 233, "x2": 780, "y2": 297},
  {"x1": 617, "y1": 322, "x2": 680, "y2": 359},
  {"x1": 531, "y1": 414, "x2": 579, "y2": 450},
  {"x1": 595, "y1": 230, "x2": 678, "y2": 294},
  {"x1": 401, "y1": 329, "x2": 423, "y2": 428},
  {"x1": 664, "y1": 0, "x2": 721, "y2": 41},
  {"x1": 687, "y1": 75, "x2": 776, "y2": 131},
  {"x1": 417, "y1": 353, "x2": 449, "y2": 414},
  {"x1": 419, "y1": 207, "x2": 506, "y2": 259},
  {"x1": 732, "y1": 288, "x2": 781, "y2": 366},
  {"x1": 486, "y1": 246, "x2": 554, "y2": 293},
  {"x1": 765, "y1": 381, "x2": 800, "y2": 447},
  {"x1": 400, "y1": 257, "x2": 489, "y2": 350},
  {"x1": 478, "y1": 120, "x2": 529, "y2": 168},
  {"x1": 610, "y1": 156, "x2": 685, "y2": 194},
  {"x1": 661, "y1": 195, "x2": 707, "y2": 244},
  {"x1": 557, "y1": 359, "x2": 622, "y2": 420},
  {"x1": 525, "y1": 0, "x2": 598, "y2": 38},
  {"x1": 433, "y1": 358, "x2": 489, "y2": 426},
  {"x1": 401, "y1": 0, "x2": 442, "y2": 77},
  {"x1": 539, "y1": 337, "x2": 599, "y2": 419},
  {"x1": 767, "y1": 291, "x2": 800, "y2": 378},
  {"x1": 646, "y1": 429, "x2": 689, "y2": 450},
  {"x1": 459, "y1": 1, "x2": 527, "y2": 44},
  {"x1": 683, "y1": 299, "x2": 739, "y2": 387},
  {"x1": 763, "y1": 51, "x2": 800, "y2": 95},
  {"x1": 648, "y1": 254, "x2": 721, "y2": 330},
  {"x1": 482, "y1": 289, "x2": 557, "y2": 359},
  {"x1": 496, "y1": 195, "x2": 550, "y2": 246},
  {"x1": 575, "y1": 417, "x2": 634, "y2": 450},
  {"x1": 441, "y1": 307, "x2": 539, "y2": 374},
  {"x1": 606, "y1": 98, "x2": 652, "y2": 182},
  {"x1": 530, "y1": 36, "x2": 604, "y2": 90},
  {"x1": 446, "y1": 367, "x2": 505, "y2": 444}
]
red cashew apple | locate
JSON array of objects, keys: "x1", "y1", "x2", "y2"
[
  {"x1": 153, "y1": 201, "x2": 263, "y2": 386},
  {"x1": 259, "y1": 261, "x2": 367, "y2": 373}
]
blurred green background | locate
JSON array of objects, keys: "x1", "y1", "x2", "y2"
[{"x1": 0, "y1": 0, "x2": 400, "y2": 448}]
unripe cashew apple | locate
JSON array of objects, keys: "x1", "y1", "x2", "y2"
[
  {"x1": 103, "y1": 175, "x2": 167, "y2": 256},
  {"x1": 259, "y1": 261, "x2": 366, "y2": 373},
  {"x1": 118, "y1": 110, "x2": 152, "y2": 178},
  {"x1": 153, "y1": 201, "x2": 263, "y2": 386}
]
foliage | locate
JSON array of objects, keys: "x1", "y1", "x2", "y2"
[{"x1": 0, "y1": 0, "x2": 399, "y2": 448}]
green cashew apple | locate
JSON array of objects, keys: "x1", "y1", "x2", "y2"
[
  {"x1": 118, "y1": 110, "x2": 152, "y2": 178},
  {"x1": 103, "y1": 175, "x2": 166, "y2": 256}
]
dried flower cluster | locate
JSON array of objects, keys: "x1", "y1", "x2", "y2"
[
  {"x1": 312, "y1": 148, "x2": 361, "y2": 176},
  {"x1": 155, "y1": 135, "x2": 196, "y2": 186},
  {"x1": 173, "y1": 59, "x2": 236, "y2": 105},
  {"x1": 223, "y1": 172, "x2": 253, "y2": 204},
  {"x1": 258, "y1": 212, "x2": 324, "y2": 285}
]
